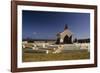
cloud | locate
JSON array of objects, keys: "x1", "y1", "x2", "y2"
[{"x1": 33, "y1": 32, "x2": 37, "y2": 35}]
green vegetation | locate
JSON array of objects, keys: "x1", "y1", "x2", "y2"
[{"x1": 22, "y1": 50, "x2": 90, "y2": 62}]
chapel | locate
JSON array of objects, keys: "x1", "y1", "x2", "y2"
[{"x1": 56, "y1": 25, "x2": 73, "y2": 44}]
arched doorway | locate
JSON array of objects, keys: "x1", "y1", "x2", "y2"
[{"x1": 63, "y1": 35, "x2": 72, "y2": 44}]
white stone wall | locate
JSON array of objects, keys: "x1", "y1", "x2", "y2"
[{"x1": 60, "y1": 29, "x2": 73, "y2": 40}]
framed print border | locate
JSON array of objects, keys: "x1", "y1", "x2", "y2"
[{"x1": 11, "y1": 1, "x2": 97, "y2": 72}]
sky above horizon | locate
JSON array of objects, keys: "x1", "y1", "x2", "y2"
[{"x1": 22, "y1": 10, "x2": 90, "y2": 39}]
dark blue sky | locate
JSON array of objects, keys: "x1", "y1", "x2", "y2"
[{"x1": 22, "y1": 10, "x2": 90, "y2": 39}]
